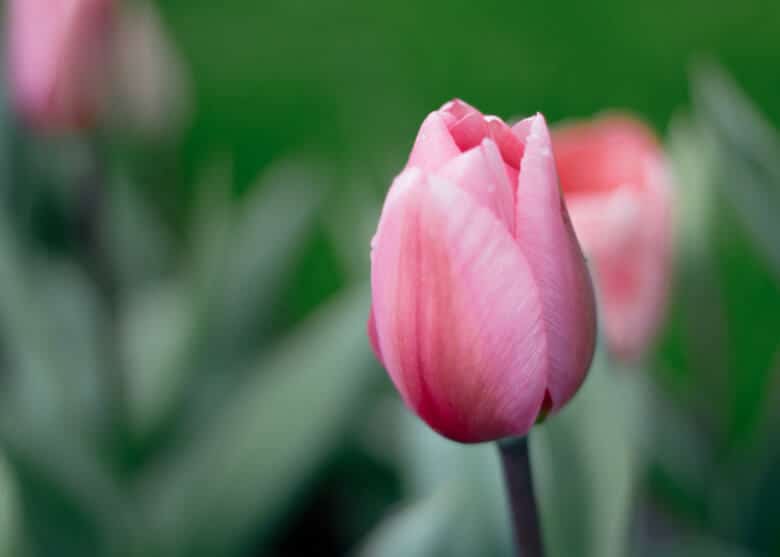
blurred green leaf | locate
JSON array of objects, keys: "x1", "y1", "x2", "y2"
[
  {"x1": 188, "y1": 158, "x2": 234, "y2": 298},
  {"x1": 102, "y1": 175, "x2": 172, "y2": 289},
  {"x1": 322, "y1": 178, "x2": 381, "y2": 281},
  {"x1": 359, "y1": 400, "x2": 512, "y2": 557},
  {"x1": 0, "y1": 453, "x2": 20, "y2": 557},
  {"x1": 401, "y1": 432, "x2": 513, "y2": 557},
  {"x1": 531, "y1": 349, "x2": 644, "y2": 557},
  {"x1": 674, "y1": 96, "x2": 780, "y2": 450},
  {"x1": 667, "y1": 113, "x2": 718, "y2": 263},
  {"x1": 138, "y1": 284, "x2": 375, "y2": 556},
  {"x1": 692, "y1": 62, "x2": 780, "y2": 282},
  {"x1": 713, "y1": 196, "x2": 780, "y2": 449},
  {"x1": 0, "y1": 214, "x2": 67, "y2": 424},
  {"x1": 134, "y1": 159, "x2": 325, "y2": 439},
  {"x1": 0, "y1": 213, "x2": 109, "y2": 437},
  {"x1": 739, "y1": 383, "x2": 780, "y2": 554},
  {"x1": 121, "y1": 280, "x2": 195, "y2": 436},
  {"x1": 661, "y1": 115, "x2": 730, "y2": 430},
  {"x1": 0, "y1": 414, "x2": 131, "y2": 557},
  {"x1": 643, "y1": 389, "x2": 713, "y2": 527},
  {"x1": 355, "y1": 487, "x2": 457, "y2": 557},
  {"x1": 654, "y1": 536, "x2": 753, "y2": 557},
  {"x1": 188, "y1": 159, "x2": 322, "y2": 336},
  {"x1": 36, "y1": 260, "x2": 106, "y2": 435},
  {"x1": 213, "y1": 159, "x2": 323, "y2": 348}
]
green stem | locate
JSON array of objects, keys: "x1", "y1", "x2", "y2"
[{"x1": 498, "y1": 436, "x2": 546, "y2": 557}]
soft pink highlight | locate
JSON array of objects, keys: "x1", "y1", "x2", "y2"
[{"x1": 7, "y1": 0, "x2": 115, "y2": 131}]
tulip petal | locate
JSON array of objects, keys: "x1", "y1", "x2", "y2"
[
  {"x1": 442, "y1": 101, "x2": 525, "y2": 170},
  {"x1": 486, "y1": 115, "x2": 524, "y2": 169},
  {"x1": 514, "y1": 114, "x2": 596, "y2": 412},
  {"x1": 448, "y1": 111, "x2": 490, "y2": 152},
  {"x1": 371, "y1": 168, "x2": 548, "y2": 442},
  {"x1": 512, "y1": 116, "x2": 534, "y2": 144},
  {"x1": 407, "y1": 112, "x2": 461, "y2": 172},
  {"x1": 441, "y1": 98, "x2": 481, "y2": 120},
  {"x1": 437, "y1": 139, "x2": 515, "y2": 233}
]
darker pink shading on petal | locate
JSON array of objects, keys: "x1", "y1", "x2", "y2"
[{"x1": 370, "y1": 168, "x2": 548, "y2": 442}]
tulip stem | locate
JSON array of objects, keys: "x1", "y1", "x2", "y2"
[{"x1": 498, "y1": 436, "x2": 546, "y2": 557}]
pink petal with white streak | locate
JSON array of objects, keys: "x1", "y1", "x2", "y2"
[{"x1": 370, "y1": 168, "x2": 548, "y2": 442}]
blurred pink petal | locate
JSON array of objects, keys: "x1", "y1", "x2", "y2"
[
  {"x1": 554, "y1": 114, "x2": 674, "y2": 361},
  {"x1": 7, "y1": 0, "x2": 114, "y2": 131}
]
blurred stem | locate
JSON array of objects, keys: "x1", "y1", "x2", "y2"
[
  {"x1": 79, "y1": 137, "x2": 128, "y2": 462},
  {"x1": 498, "y1": 436, "x2": 546, "y2": 557}
]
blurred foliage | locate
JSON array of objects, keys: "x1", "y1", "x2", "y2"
[
  {"x1": 531, "y1": 349, "x2": 645, "y2": 557},
  {"x1": 0, "y1": 0, "x2": 779, "y2": 556}
]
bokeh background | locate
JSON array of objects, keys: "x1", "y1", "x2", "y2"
[{"x1": 1, "y1": 0, "x2": 780, "y2": 555}]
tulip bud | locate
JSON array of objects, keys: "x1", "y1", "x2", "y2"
[
  {"x1": 368, "y1": 100, "x2": 597, "y2": 443},
  {"x1": 7, "y1": 0, "x2": 115, "y2": 131},
  {"x1": 553, "y1": 114, "x2": 674, "y2": 361}
]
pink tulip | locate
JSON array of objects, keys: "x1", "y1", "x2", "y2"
[
  {"x1": 368, "y1": 100, "x2": 596, "y2": 443},
  {"x1": 553, "y1": 114, "x2": 673, "y2": 362},
  {"x1": 7, "y1": 0, "x2": 114, "y2": 131}
]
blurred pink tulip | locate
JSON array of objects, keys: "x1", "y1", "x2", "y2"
[
  {"x1": 553, "y1": 114, "x2": 673, "y2": 362},
  {"x1": 368, "y1": 100, "x2": 596, "y2": 443},
  {"x1": 7, "y1": 0, "x2": 114, "y2": 131}
]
